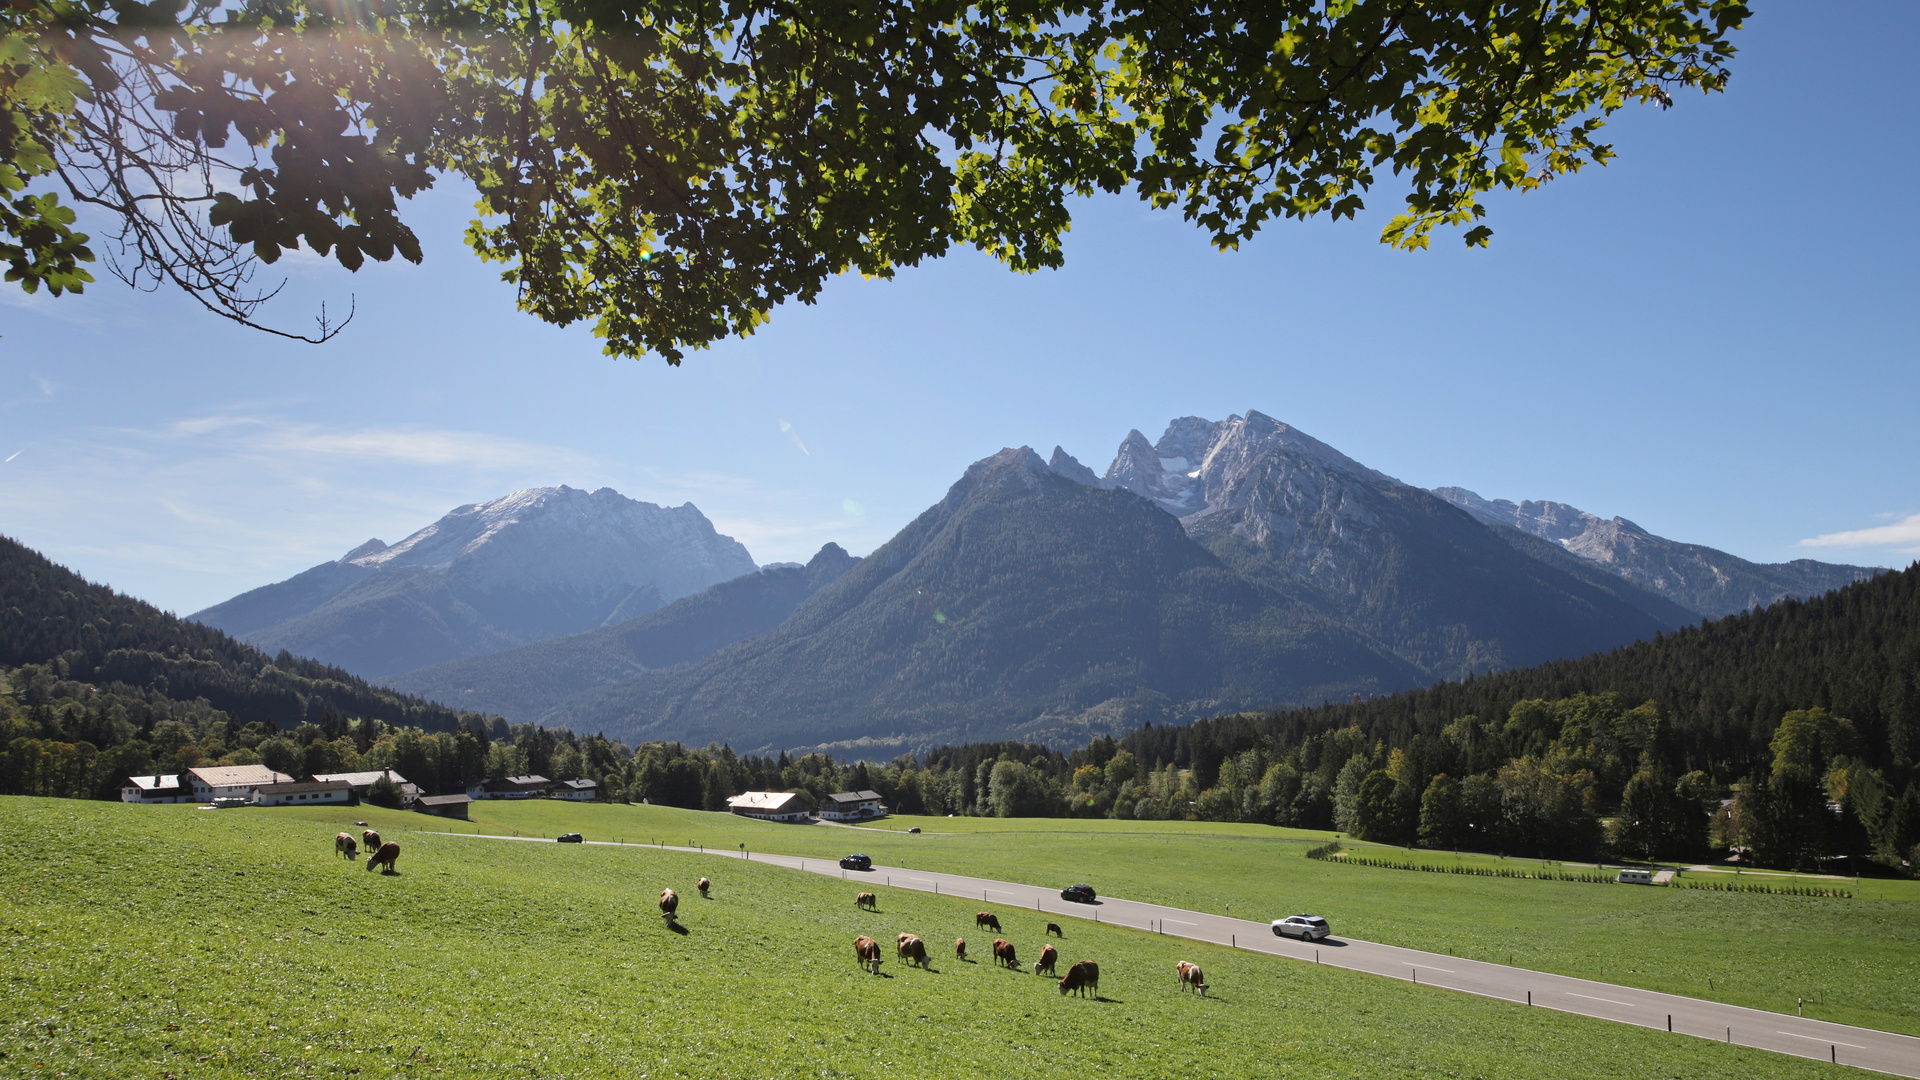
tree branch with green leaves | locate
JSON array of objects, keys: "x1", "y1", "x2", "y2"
[{"x1": 2, "y1": 0, "x2": 1746, "y2": 358}]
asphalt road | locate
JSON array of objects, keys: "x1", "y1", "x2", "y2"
[{"x1": 461, "y1": 833, "x2": 1920, "y2": 1077}]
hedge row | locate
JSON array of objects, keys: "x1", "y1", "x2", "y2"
[{"x1": 1304, "y1": 844, "x2": 1850, "y2": 897}]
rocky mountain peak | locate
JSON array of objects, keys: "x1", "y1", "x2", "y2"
[
  {"x1": 339, "y1": 538, "x2": 388, "y2": 563},
  {"x1": 1048, "y1": 446, "x2": 1108, "y2": 488}
]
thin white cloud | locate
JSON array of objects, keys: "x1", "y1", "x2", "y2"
[
  {"x1": 1799, "y1": 513, "x2": 1920, "y2": 553},
  {"x1": 159, "y1": 414, "x2": 592, "y2": 472}
]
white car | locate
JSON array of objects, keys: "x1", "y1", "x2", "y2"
[{"x1": 1272, "y1": 914, "x2": 1331, "y2": 941}]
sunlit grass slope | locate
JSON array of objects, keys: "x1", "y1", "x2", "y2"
[
  {"x1": 292, "y1": 800, "x2": 1920, "y2": 1036},
  {"x1": 0, "y1": 797, "x2": 1866, "y2": 1080}
]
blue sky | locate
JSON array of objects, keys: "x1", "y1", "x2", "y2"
[{"x1": 3, "y1": 4, "x2": 1916, "y2": 615}]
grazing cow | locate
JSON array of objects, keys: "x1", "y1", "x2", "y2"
[
  {"x1": 855, "y1": 891, "x2": 878, "y2": 910},
  {"x1": 697, "y1": 877, "x2": 711, "y2": 898},
  {"x1": 1058, "y1": 960, "x2": 1099, "y2": 997},
  {"x1": 896, "y1": 933, "x2": 931, "y2": 970},
  {"x1": 1176, "y1": 961, "x2": 1209, "y2": 996},
  {"x1": 992, "y1": 938, "x2": 1018, "y2": 970},
  {"x1": 365, "y1": 841, "x2": 401, "y2": 874},
  {"x1": 853, "y1": 935, "x2": 883, "y2": 975},
  {"x1": 362, "y1": 829, "x2": 381, "y2": 853},
  {"x1": 659, "y1": 888, "x2": 679, "y2": 921},
  {"x1": 1045, "y1": 922, "x2": 1064, "y2": 938},
  {"x1": 975, "y1": 912, "x2": 1001, "y2": 932},
  {"x1": 954, "y1": 938, "x2": 968, "y2": 962},
  {"x1": 334, "y1": 833, "x2": 358, "y2": 859},
  {"x1": 1034, "y1": 944, "x2": 1058, "y2": 977}
]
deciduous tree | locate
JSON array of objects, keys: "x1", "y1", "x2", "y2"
[{"x1": 6, "y1": 0, "x2": 1746, "y2": 357}]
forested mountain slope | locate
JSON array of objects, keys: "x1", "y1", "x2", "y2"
[
  {"x1": 1128, "y1": 560, "x2": 1920, "y2": 787},
  {"x1": 0, "y1": 535, "x2": 477, "y2": 732},
  {"x1": 545, "y1": 448, "x2": 1425, "y2": 753},
  {"x1": 381, "y1": 543, "x2": 860, "y2": 721}
]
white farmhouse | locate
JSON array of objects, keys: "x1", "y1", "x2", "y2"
[
  {"x1": 725, "y1": 791, "x2": 811, "y2": 823},
  {"x1": 121, "y1": 774, "x2": 190, "y2": 803},
  {"x1": 555, "y1": 779, "x2": 598, "y2": 801},
  {"x1": 253, "y1": 779, "x2": 353, "y2": 807},
  {"x1": 185, "y1": 765, "x2": 293, "y2": 803},
  {"x1": 818, "y1": 790, "x2": 888, "y2": 822}
]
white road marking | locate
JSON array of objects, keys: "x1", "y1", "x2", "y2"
[
  {"x1": 1406, "y1": 963, "x2": 1455, "y2": 973},
  {"x1": 1160, "y1": 918, "x2": 1196, "y2": 926},
  {"x1": 1566, "y1": 992, "x2": 1636, "y2": 1007},
  {"x1": 1778, "y1": 1032, "x2": 1865, "y2": 1049}
]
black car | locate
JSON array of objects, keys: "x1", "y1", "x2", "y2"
[
  {"x1": 556, "y1": 832, "x2": 583, "y2": 843},
  {"x1": 1060, "y1": 884, "x2": 1097, "y2": 903},
  {"x1": 839, "y1": 854, "x2": 873, "y2": 871}
]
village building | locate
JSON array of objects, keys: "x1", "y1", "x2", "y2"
[
  {"x1": 464, "y1": 775, "x2": 552, "y2": 800},
  {"x1": 252, "y1": 779, "x2": 353, "y2": 806},
  {"x1": 310, "y1": 768, "x2": 415, "y2": 801},
  {"x1": 818, "y1": 789, "x2": 889, "y2": 822},
  {"x1": 120, "y1": 774, "x2": 190, "y2": 803},
  {"x1": 414, "y1": 793, "x2": 473, "y2": 820},
  {"x1": 725, "y1": 790, "x2": 811, "y2": 823},
  {"x1": 185, "y1": 764, "x2": 294, "y2": 803},
  {"x1": 555, "y1": 779, "x2": 598, "y2": 801}
]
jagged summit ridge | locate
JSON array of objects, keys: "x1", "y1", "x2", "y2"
[
  {"x1": 1432, "y1": 486, "x2": 1882, "y2": 617},
  {"x1": 1095, "y1": 411, "x2": 1393, "y2": 526}
]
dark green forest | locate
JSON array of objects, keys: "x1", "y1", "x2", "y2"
[{"x1": 1, "y1": 536, "x2": 480, "y2": 732}]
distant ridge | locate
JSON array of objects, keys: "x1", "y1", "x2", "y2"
[
  {"x1": 192, "y1": 485, "x2": 757, "y2": 678},
  {"x1": 382, "y1": 543, "x2": 861, "y2": 722},
  {"x1": 1433, "y1": 486, "x2": 1882, "y2": 617}
]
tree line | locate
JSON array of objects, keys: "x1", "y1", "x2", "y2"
[{"x1": 8, "y1": 655, "x2": 1915, "y2": 874}]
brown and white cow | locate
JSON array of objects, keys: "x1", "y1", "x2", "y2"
[
  {"x1": 991, "y1": 938, "x2": 1018, "y2": 970},
  {"x1": 855, "y1": 891, "x2": 878, "y2": 910},
  {"x1": 365, "y1": 841, "x2": 401, "y2": 874},
  {"x1": 659, "y1": 888, "x2": 679, "y2": 921},
  {"x1": 1176, "y1": 960, "x2": 1209, "y2": 996},
  {"x1": 1034, "y1": 943, "x2": 1058, "y2": 977},
  {"x1": 896, "y1": 933, "x2": 931, "y2": 970},
  {"x1": 1045, "y1": 922, "x2": 1064, "y2": 938},
  {"x1": 362, "y1": 829, "x2": 381, "y2": 853},
  {"x1": 954, "y1": 938, "x2": 968, "y2": 962},
  {"x1": 853, "y1": 935, "x2": 883, "y2": 974},
  {"x1": 334, "y1": 832, "x2": 358, "y2": 859},
  {"x1": 975, "y1": 911, "x2": 1001, "y2": 932},
  {"x1": 1058, "y1": 960, "x2": 1099, "y2": 997},
  {"x1": 697, "y1": 877, "x2": 711, "y2": 898}
]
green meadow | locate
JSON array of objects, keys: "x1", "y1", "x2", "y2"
[
  {"x1": 0, "y1": 797, "x2": 1876, "y2": 1080},
  {"x1": 301, "y1": 800, "x2": 1920, "y2": 1037}
]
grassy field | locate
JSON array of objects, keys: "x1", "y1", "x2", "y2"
[
  {"x1": 0, "y1": 797, "x2": 1875, "y2": 1080},
  {"x1": 312, "y1": 800, "x2": 1920, "y2": 1036}
]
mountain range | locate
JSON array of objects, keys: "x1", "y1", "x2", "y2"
[
  {"x1": 184, "y1": 409, "x2": 1885, "y2": 754},
  {"x1": 190, "y1": 486, "x2": 757, "y2": 678}
]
